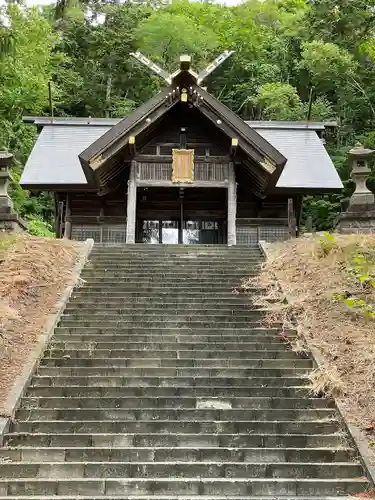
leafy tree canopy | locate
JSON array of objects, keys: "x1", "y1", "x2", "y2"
[{"x1": 1, "y1": 0, "x2": 375, "y2": 233}]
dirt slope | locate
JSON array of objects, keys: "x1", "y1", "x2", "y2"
[
  {"x1": 241, "y1": 234, "x2": 375, "y2": 457},
  {"x1": 0, "y1": 234, "x2": 83, "y2": 415}
]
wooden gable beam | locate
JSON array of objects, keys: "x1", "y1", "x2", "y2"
[
  {"x1": 195, "y1": 101, "x2": 277, "y2": 176},
  {"x1": 87, "y1": 96, "x2": 179, "y2": 183}
]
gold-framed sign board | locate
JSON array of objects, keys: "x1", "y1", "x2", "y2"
[{"x1": 172, "y1": 149, "x2": 194, "y2": 183}]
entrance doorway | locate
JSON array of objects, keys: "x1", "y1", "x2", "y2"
[
  {"x1": 136, "y1": 187, "x2": 227, "y2": 244},
  {"x1": 139, "y1": 220, "x2": 222, "y2": 244}
]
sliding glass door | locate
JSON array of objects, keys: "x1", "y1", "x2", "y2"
[{"x1": 140, "y1": 220, "x2": 220, "y2": 244}]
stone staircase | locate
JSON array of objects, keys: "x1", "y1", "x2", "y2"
[{"x1": 0, "y1": 244, "x2": 370, "y2": 499}]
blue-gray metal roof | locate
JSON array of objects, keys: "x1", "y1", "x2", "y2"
[
  {"x1": 253, "y1": 127, "x2": 343, "y2": 190},
  {"x1": 20, "y1": 121, "x2": 343, "y2": 190},
  {"x1": 20, "y1": 126, "x2": 110, "y2": 185}
]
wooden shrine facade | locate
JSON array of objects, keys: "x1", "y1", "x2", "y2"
[{"x1": 20, "y1": 54, "x2": 343, "y2": 245}]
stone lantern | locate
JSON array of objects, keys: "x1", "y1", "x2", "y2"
[
  {"x1": 0, "y1": 151, "x2": 27, "y2": 233},
  {"x1": 338, "y1": 142, "x2": 375, "y2": 234},
  {"x1": 0, "y1": 151, "x2": 14, "y2": 210},
  {"x1": 348, "y1": 142, "x2": 375, "y2": 208}
]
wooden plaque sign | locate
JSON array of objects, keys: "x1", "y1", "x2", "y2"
[{"x1": 172, "y1": 149, "x2": 194, "y2": 183}]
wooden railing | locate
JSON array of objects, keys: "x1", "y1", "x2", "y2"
[
  {"x1": 70, "y1": 216, "x2": 126, "y2": 244},
  {"x1": 236, "y1": 218, "x2": 289, "y2": 245},
  {"x1": 136, "y1": 161, "x2": 229, "y2": 185}
]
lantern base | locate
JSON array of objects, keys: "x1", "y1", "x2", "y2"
[{"x1": 338, "y1": 203, "x2": 375, "y2": 234}]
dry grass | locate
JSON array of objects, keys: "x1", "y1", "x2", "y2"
[
  {"x1": 0, "y1": 233, "x2": 83, "y2": 415},
  {"x1": 248, "y1": 234, "x2": 375, "y2": 439},
  {"x1": 308, "y1": 366, "x2": 345, "y2": 399}
]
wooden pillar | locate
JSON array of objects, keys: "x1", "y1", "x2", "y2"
[
  {"x1": 64, "y1": 193, "x2": 72, "y2": 239},
  {"x1": 126, "y1": 161, "x2": 137, "y2": 244},
  {"x1": 54, "y1": 193, "x2": 60, "y2": 238},
  {"x1": 227, "y1": 162, "x2": 237, "y2": 246},
  {"x1": 288, "y1": 198, "x2": 296, "y2": 238}
]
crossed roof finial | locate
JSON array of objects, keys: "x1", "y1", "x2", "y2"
[{"x1": 129, "y1": 51, "x2": 234, "y2": 86}]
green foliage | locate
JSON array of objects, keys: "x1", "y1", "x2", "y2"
[
  {"x1": 333, "y1": 248, "x2": 375, "y2": 321},
  {"x1": 300, "y1": 41, "x2": 357, "y2": 90},
  {"x1": 333, "y1": 293, "x2": 375, "y2": 320},
  {"x1": 0, "y1": 4, "x2": 58, "y2": 234},
  {"x1": 318, "y1": 232, "x2": 337, "y2": 256},
  {"x1": 27, "y1": 218, "x2": 54, "y2": 237},
  {"x1": 136, "y1": 11, "x2": 218, "y2": 70},
  {"x1": 302, "y1": 196, "x2": 341, "y2": 231},
  {"x1": 2, "y1": 0, "x2": 375, "y2": 233},
  {"x1": 0, "y1": 5, "x2": 58, "y2": 127},
  {"x1": 347, "y1": 251, "x2": 375, "y2": 289},
  {"x1": 254, "y1": 83, "x2": 303, "y2": 120},
  {"x1": 0, "y1": 233, "x2": 17, "y2": 254}
]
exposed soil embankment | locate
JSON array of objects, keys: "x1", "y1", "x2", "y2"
[
  {"x1": 240, "y1": 234, "x2": 375, "y2": 457},
  {"x1": 0, "y1": 234, "x2": 83, "y2": 415}
]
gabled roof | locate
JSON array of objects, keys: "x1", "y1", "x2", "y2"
[
  {"x1": 78, "y1": 84, "x2": 287, "y2": 191},
  {"x1": 260, "y1": 128, "x2": 342, "y2": 190},
  {"x1": 20, "y1": 125, "x2": 106, "y2": 187},
  {"x1": 20, "y1": 118, "x2": 343, "y2": 193}
]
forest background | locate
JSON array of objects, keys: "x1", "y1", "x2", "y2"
[{"x1": 1, "y1": 0, "x2": 375, "y2": 235}]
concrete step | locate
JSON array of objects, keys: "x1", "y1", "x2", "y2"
[
  {"x1": 76, "y1": 284, "x2": 247, "y2": 291},
  {"x1": 87, "y1": 260, "x2": 260, "y2": 263},
  {"x1": 71, "y1": 289, "x2": 265, "y2": 297},
  {"x1": 0, "y1": 461, "x2": 363, "y2": 479},
  {"x1": 89, "y1": 246, "x2": 261, "y2": 252},
  {"x1": 31, "y1": 375, "x2": 309, "y2": 388},
  {"x1": 58, "y1": 315, "x2": 268, "y2": 324},
  {"x1": 83, "y1": 259, "x2": 260, "y2": 265},
  {"x1": 88, "y1": 254, "x2": 261, "y2": 258},
  {"x1": 49, "y1": 327, "x2": 296, "y2": 340},
  {"x1": 85, "y1": 262, "x2": 261, "y2": 268},
  {"x1": 48, "y1": 328, "x2": 295, "y2": 338},
  {"x1": 86, "y1": 255, "x2": 262, "y2": 260},
  {"x1": 24, "y1": 386, "x2": 313, "y2": 398},
  {"x1": 67, "y1": 299, "x2": 264, "y2": 308},
  {"x1": 73, "y1": 287, "x2": 255, "y2": 294},
  {"x1": 20, "y1": 396, "x2": 332, "y2": 410},
  {"x1": 88, "y1": 256, "x2": 261, "y2": 261},
  {"x1": 77, "y1": 285, "x2": 253, "y2": 291},
  {"x1": 80, "y1": 270, "x2": 258, "y2": 277},
  {"x1": 53, "y1": 326, "x2": 292, "y2": 336},
  {"x1": 79, "y1": 276, "x2": 257, "y2": 284},
  {"x1": 10, "y1": 420, "x2": 340, "y2": 435},
  {"x1": 88, "y1": 255, "x2": 262, "y2": 259},
  {"x1": 82, "y1": 266, "x2": 260, "y2": 273},
  {"x1": 5, "y1": 433, "x2": 347, "y2": 449},
  {"x1": 75, "y1": 283, "x2": 245, "y2": 290},
  {"x1": 40, "y1": 358, "x2": 313, "y2": 369},
  {"x1": 88, "y1": 253, "x2": 261, "y2": 258},
  {"x1": 64, "y1": 304, "x2": 264, "y2": 313},
  {"x1": 48, "y1": 341, "x2": 296, "y2": 351},
  {"x1": 88, "y1": 255, "x2": 261, "y2": 260},
  {"x1": 0, "y1": 477, "x2": 367, "y2": 496},
  {"x1": 85, "y1": 262, "x2": 261, "y2": 269},
  {"x1": 0, "y1": 447, "x2": 354, "y2": 463},
  {"x1": 61, "y1": 310, "x2": 266, "y2": 319},
  {"x1": 81, "y1": 264, "x2": 259, "y2": 270},
  {"x1": 68, "y1": 295, "x2": 263, "y2": 303},
  {"x1": 81, "y1": 269, "x2": 254, "y2": 276},
  {"x1": 58, "y1": 321, "x2": 270, "y2": 329},
  {"x1": 15, "y1": 407, "x2": 336, "y2": 421},
  {"x1": 35, "y1": 367, "x2": 311, "y2": 377},
  {"x1": 43, "y1": 349, "x2": 304, "y2": 359}
]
